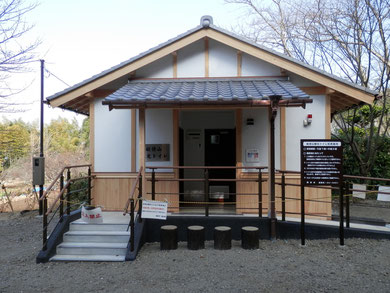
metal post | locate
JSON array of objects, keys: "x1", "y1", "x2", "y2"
[
  {"x1": 282, "y1": 172, "x2": 286, "y2": 221},
  {"x1": 59, "y1": 174, "x2": 64, "y2": 221},
  {"x1": 258, "y1": 169, "x2": 262, "y2": 218},
  {"x1": 339, "y1": 182, "x2": 345, "y2": 246},
  {"x1": 130, "y1": 199, "x2": 135, "y2": 252},
  {"x1": 66, "y1": 169, "x2": 71, "y2": 215},
  {"x1": 87, "y1": 166, "x2": 92, "y2": 206},
  {"x1": 301, "y1": 184, "x2": 305, "y2": 246},
  {"x1": 39, "y1": 60, "x2": 45, "y2": 216},
  {"x1": 138, "y1": 175, "x2": 143, "y2": 223},
  {"x1": 268, "y1": 96, "x2": 280, "y2": 240},
  {"x1": 151, "y1": 169, "x2": 155, "y2": 200},
  {"x1": 345, "y1": 182, "x2": 350, "y2": 228},
  {"x1": 42, "y1": 196, "x2": 47, "y2": 250},
  {"x1": 204, "y1": 168, "x2": 209, "y2": 217}
]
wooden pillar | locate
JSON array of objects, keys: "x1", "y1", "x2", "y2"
[
  {"x1": 131, "y1": 109, "x2": 136, "y2": 172},
  {"x1": 139, "y1": 108, "x2": 146, "y2": 195}
]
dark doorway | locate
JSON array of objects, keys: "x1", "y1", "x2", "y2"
[{"x1": 205, "y1": 129, "x2": 236, "y2": 203}]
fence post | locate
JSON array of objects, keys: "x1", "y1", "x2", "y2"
[
  {"x1": 42, "y1": 195, "x2": 48, "y2": 250},
  {"x1": 66, "y1": 169, "x2": 71, "y2": 215},
  {"x1": 59, "y1": 174, "x2": 64, "y2": 221},
  {"x1": 130, "y1": 199, "x2": 135, "y2": 252},
  {"x1": 151, "y1": 169, "x2": 155, "y2": 200},
  {"x1": 258, "y1": 169, "x2": 262, "y2": 218},
  {"x1": 204, "y1": 168, "x2": 209, "y2": 217},
  {"x1": 281, "y1": 171, "x2": 286, "y2": 221},
  {"x1": 88, "y1": 166, "x2": 92, "y2": 206},
  {"x1": 345, "y1": 181, "x2": 350, "y2": 228},
  {"x1": 138, "y1": 175, "x2": 143, "y2": 223},
  {"x1": 301, "y1": 183, "x2": 305, "y2": 246},
  {"x1": 339, "y1": 182, "x2": 345, "y2": 246}
]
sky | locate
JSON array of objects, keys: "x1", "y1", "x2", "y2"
[{"x1": 4, "y1": 0, "x2": 248, "y2": 125}]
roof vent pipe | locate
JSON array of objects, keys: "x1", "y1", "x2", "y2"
[{"x1": 201, "y1": 15, "x2": 213, "y2": 27}]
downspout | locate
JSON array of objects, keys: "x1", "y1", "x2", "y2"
[{"x1": 269, "y1": 95, "x2": 281, "y2": 240}]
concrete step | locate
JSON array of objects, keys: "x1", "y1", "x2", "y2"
[
  {"x1": 56, "y1": 242, "x2": 128, "y2": 256},
  {"x1": 63, "y1": 230, "x2": 130, "y2": 243},
  {"x1": 50, "y1": 254, "x2": 126, "y2": 262},
  {"x1": 69, "y1": 222, "x2": 129, "y2": 231}
]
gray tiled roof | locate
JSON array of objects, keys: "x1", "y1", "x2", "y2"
[{"x1": 103, "y1": 78, "x2": 309, "y2": 103}]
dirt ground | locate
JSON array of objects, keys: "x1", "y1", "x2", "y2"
[{"x1": 0, "y1": 210, "x2": 389, "y2": 293}]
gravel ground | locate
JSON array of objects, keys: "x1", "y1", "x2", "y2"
[{"x1": 1, "y1": 211, "x2": 390, "y2": 293}]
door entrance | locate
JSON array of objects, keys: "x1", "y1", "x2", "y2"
[{"x1": 204, "y1": 129, "x2": 236, "y2": 203}]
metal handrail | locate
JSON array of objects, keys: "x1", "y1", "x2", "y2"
[{"x1": 40, "y1": 164, "x2": 92, "y2": 200}]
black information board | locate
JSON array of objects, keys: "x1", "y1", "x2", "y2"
[{"x1": 301, "y1": 139, "x2": 343, "y2": 186}]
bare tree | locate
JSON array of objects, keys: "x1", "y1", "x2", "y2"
[
  {"x1": 0, "y1": 0, "x2": 39, "y2": 112},
  {"x1": 227, "y1": 0, "x2": 390, "y2": 177}
]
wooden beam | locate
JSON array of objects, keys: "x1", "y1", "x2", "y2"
[
  {"x1": 89, "y1": 101, "x2": 95, "y2": 173},
  {"x1": 206, "y1": 29, "x2": 375, "y2": 105},
  {"x1": 172, "y1": 52, "x2": 178, "y2": 78},
  {"x1": 131, "y1": 109, "x2": 136, "y2": 172},
  {"x1": 49, "y1": 29, "x2": 208, "y2": 108},
  {"x1": 173, "y1": 109, "x2": 179, "y2": 178},
  {"x1": 237, "y1": 51, "x2": 242, "y2": 77},
  {"x1": 139, "y1": 108, "x2": 146, "y2": 196},
  {"x1": 205, "y1": 37, "x2": 209, "y2": 77},
  {"x1": 325, "y1": 95, "x2": 331, "y2": 139},
  {"x1": 235, "y1": 109, "x2": 242, "y2": 179},
  {"x1": 280, "y1": 107, "x2": 286, "y2": 169}
]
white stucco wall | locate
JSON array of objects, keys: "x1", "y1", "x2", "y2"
[
  {"x1": 94, "y1": 98, "x2": 132, "y2": 172},
  {"x1": 242, "y1": 108, "x2": 280, "y2": 169},
  {"x1": 242, "y1": 53, "x2": 282, "y2": 76},
  {"x1": 209, "y1": 39, "x2": 237, "y2": 77},
  {"x1": 177, "y1": 40, "x2": 205, "y2": 78},
  {"x1": 144, "y1": 109, "x2": 173, "y2": 170},
  {"x1": 136, "y1": 55, "x2": 173, "y2": 78},
  {"x1": 285, "y1": 95, "x2": 326, "y2": 170}
]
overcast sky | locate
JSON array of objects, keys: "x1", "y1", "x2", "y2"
[{"x1": 4, "y1": 0, "x2": 246, "y2": 124}]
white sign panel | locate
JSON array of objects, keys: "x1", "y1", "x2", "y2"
[
  {"x1": 246, "y1": 149, "x2": 260, "y2": 163},
  {"x1": 142, "y1": 200, "x2": 168, "y2": 220},
  {"x1": 377, "y1": 186, "x2": 390, "y2": 202}
]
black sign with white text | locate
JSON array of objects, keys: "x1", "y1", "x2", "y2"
[{"x1": 301, "y1": 140, "x2": 343, "y2": 186}]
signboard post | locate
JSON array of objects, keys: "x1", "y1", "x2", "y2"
[{"x1": 300, "y1": 139, "x2": 344, "y2": 245}]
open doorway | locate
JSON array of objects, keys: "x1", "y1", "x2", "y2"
[
  {"x1": 205, "y1": 129, "x2": 236, "y2": 203},
  {"x1": 178, "y1": 110, "x2": 236, "y2": 212}
]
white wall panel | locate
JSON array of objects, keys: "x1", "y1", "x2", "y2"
[
  {"x1": 285, "y1": 95, "x2": 326, "y2": 170},
  {"x1": 177, "y1": 40, "x2": 205, "y2": 78},
  {"x1": 242, "y1": 108, "x2": 275, "y2": 168},
  {"x1": 209, "y1": 39, "x2": 237, "y2": 77},
  {"x1": 136, "y1": 55, "x2": 173, "y2": 78},
  {"x1": 145, "y1": 109, "x2": 173, "y2": 170},
  {"x1": 242, "y1": 53, "x2": 281, "y2": 76},
  {"x1": 94, "y1": 99, "x2": 132, "y2": 172},
  {"x1": 288, "y1": 72, "x2": 319, "y2": 87}
]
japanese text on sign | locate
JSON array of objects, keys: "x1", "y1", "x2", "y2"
[
  {"x1": 141, "y1": 200, "x2": 168, "y2": 220},
  {"x1": 301, "y1": 140, "x2": 343, "y2": 186}
]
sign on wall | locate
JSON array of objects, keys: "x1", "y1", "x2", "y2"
[
  {"x1": 245, "y1": 149, "x2": 260, "y2": 163},
  {"x1": 146, "y1": 144, "x2": 170, "y2": 162},
  {"x1": 141, "y1": 200, "x2": 168, "y2": 220},
  {"x1": 301, "y1": 139, "x2": 343, "y2": 186}
]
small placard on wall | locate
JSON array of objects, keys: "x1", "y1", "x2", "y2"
[{"x1": 246, "y1": 149, "x2": 260, "y2": 163}]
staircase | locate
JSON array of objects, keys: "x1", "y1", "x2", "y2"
[{"x1": 50, "y1": 213, "x2": 130, "y2": 262}]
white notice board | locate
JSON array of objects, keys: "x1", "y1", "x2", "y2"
[{"x1": 142, "y1": 200, "x2": 168, "y2": 220}]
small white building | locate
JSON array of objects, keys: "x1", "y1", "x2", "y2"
[{"x1": 47, "y1": 16, "x2": 375, "y2": 218}]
